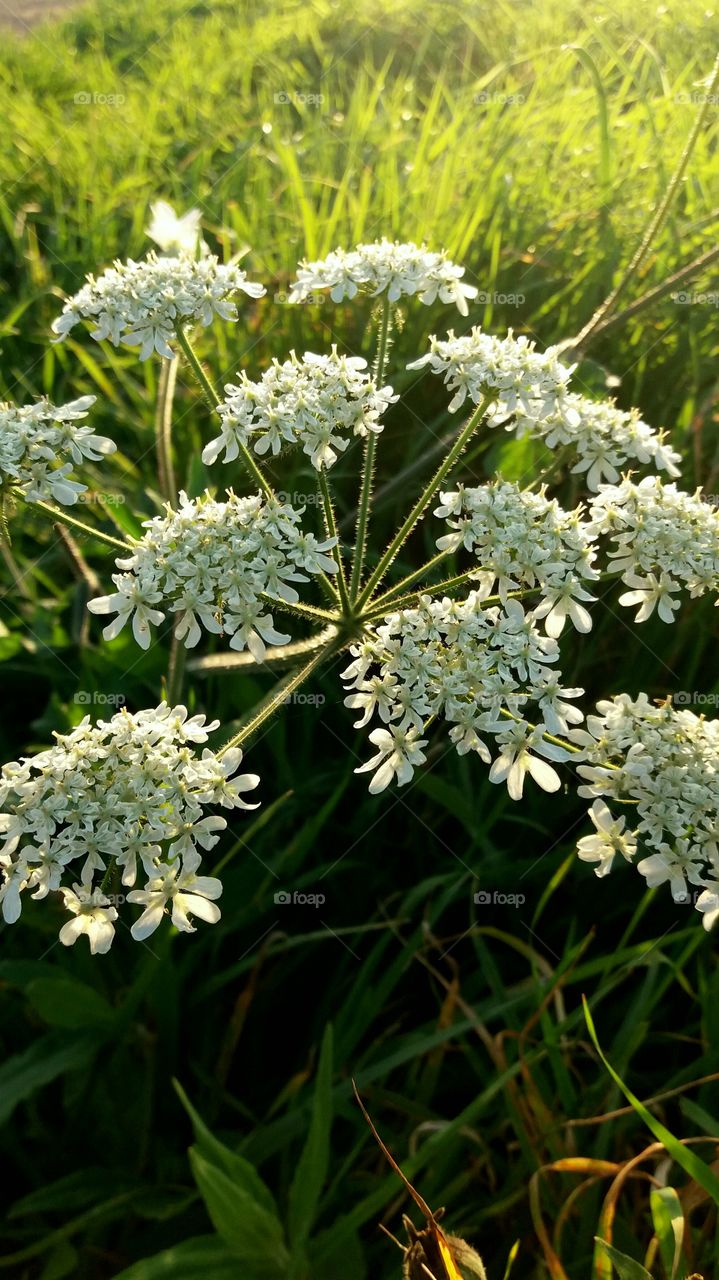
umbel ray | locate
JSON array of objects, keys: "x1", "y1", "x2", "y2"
[{"x1": 353, "y1": 1081, "x2": 487, "y2": 1280}]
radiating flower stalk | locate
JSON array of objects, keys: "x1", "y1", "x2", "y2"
[{"x1": 2, "y1": 209, "x2": 719, "y2": 951}]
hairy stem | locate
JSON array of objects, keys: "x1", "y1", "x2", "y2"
[
  {"x1": 176, "y1": 326, "x2": 275, "y2": 499},
  {"x1": 317, "y1": 469, "x2": 351, "y2": 614},
  {"x1": 218, "y1": 637, "x2": 340, "y2": 753},
  {"x1": 29, "y1": 500, "x2": 133, "y2": 552},
  {"x1": 356, "y1": 394, "x2": 494, "y2": 608},
  {"x1": 260, "y1": 592, "x2": 337, "y2": 623},
  {"x1": 166, "y1": 623, "x2": 186, "y2": 704},
  {"x1": 350, "y1": 296, "x2": 392, "y2": 598},
  {"x1": 188, "y1": 627, "x2": 337, "y2": 674}
]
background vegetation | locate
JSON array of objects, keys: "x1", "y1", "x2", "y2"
[{"x1": 0, "y1": 0, "x2": 718, "y2": 1275}]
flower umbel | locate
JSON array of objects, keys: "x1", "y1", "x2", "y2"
[
  {"x1": 0, "y1": 395, "x2": 116, "y2": 506},
  {"x1": 290, "y1": 239, "x2": 478, "y2": 314},
  {"x1": 0, "y1": 703, "x2": 260, "y2": 949}
]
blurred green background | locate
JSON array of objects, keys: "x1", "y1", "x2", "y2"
[{"x1": 1, "y1": 0, "x2": 719, "y2": 1276}]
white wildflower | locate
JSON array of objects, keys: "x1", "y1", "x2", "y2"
[
  {"x1": 88, "y1": 490, "x2": 337, "y2": 657},
  {"x1": 407, "y1": 327, "x2": 573, "y2": 416},
  {"x1": 203, "y1": 348, "x2": 397, "y2": 470},
  {"x1": 290, "y1": 239, "x2": 478, "y2": 314},
  {"x1": 146, "y1": 200, "x2": 202, "y2": 256},
  {"x1": 576, "y1": 799, "x2": 637, "y2": 877},
  {"x1": 0, "y1": 395, "x2": 115, "y2": 506},
  {"x1": 51, "y1": 251, "x2": 265, "y2": 360},
  {"x1": 0, "y1": 703, "x2": 259, "y2": 950}
]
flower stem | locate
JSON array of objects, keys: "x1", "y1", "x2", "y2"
[
  {"x1": 188, "y1": 627, "x2": 337, "y2": 674},
  {"x1": 166, "y1": 623, "x2": 186, "y2": 704},
  {"x1": 350, "y1": 296, "x2": 392, "y2": 599},
  {"x1": 29, "y1": 500, "x2": 133, "y2": 552},
  {"x1": 260, "y1": 593, "x2": 337, "y2": 623},
  {"x1": 218, "y1": 637, "x2": 340, "y2": 753},
  {"x1": 372, "y1": 549, "x2": 451, "y2": 607},
  {"x1": 155, "y1": 354, "x2": 179, "y2": 503},
  {"x1": 356, "y1": 394, "x2": 494, "y2": 609},
  {"x1": 176, "y1": 326, "x2": 275, "y2": 500},
  {"x1": 317, "y1": 469, "x2": 351, "y2": 615}
]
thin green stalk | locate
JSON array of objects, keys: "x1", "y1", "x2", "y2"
[
  {"x1": 166, "y1": 624, "x2": 186, "y2": 704},
  {"x1": 572, "y1": 53, "x2": 719, "y2": 351},
  {"x1": 176, "y1": 326, "x2": 275, "y2": 499},
  {"x1": 188, "y1": 627, "x2": 337, "y2": 674},
  {"x1": 218, "y1": 637, "x2": 340, "y2": 754},
  {"x1": 356, "y1": 394, "x2": 494, "y2": 609},
  {"x1": 317, "y1": 468, "x2": 351, "y2": 615},
  {"x1": 350, "y1": 295, "x2": 392, "y2": 598},
  {"x1": 30, "y1": 500, "x2": 133, "y2": 552},
  {"x1": 374, "y1": 549, "x2": 451, "y2": 606},
  {"x1": 260, "y1": 593, "x2": 337, "y2": 624},
  {"x1": 155, "y1": 354, "x2": 178, "y2": 502}
]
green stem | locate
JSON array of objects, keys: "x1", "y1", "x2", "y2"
[
  {"x1": 188, "y1": 627, "x2": 337, "y2": 674},
  {"x1": 356, "y1": 394, "x2": 494, "y2": 609},
  {"x1": 176, "y1": 326, "x2": 275, "y2": 499},
  {"x1": 572, "y1": 52, "x2": 719, "y2": 351},
  {"x1": 30, "y1": 500, "x2": 133, "y2": 552},
  {"x1": 374, "y1": 549, "x2": 451, "y2": 606},
  {"x1": 317, "y1": 469, "x2": 351, "y2": 615},
  {"x1": 350, "y1": 296, "x2": 392, "y2": 598},
  {"x1": 155, "y1": 354, "x2": 178, "y2": 503},
  {"x1": 218, "y1": 637, "x2": 340, "y2": 754},
  {"x1": 166, "y1": 623, "x2": 186, "y2": 704},
  {"x1": 260, "y1": 593, "x2": 337, "y2": 624}
]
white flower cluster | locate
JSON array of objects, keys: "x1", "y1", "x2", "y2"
[
  {"x1": 589, "y1": 477, "x2": 719, "y2": 623},
  {"x1": 344, "y1": 592, "x2": 580, "y2": 797},
  {"x1": 507, "y1": 392, "x2": 682, "y2": 491},
  {"x1": 0, "y1": 395, "x2": 116, "y2": 506},
  {"x1": 435, "y1": 480, "x2": 598, "y2": 636},
  {"x1": 51, "y1": 252, "x2": 265, "y2": 360},
  {"x1": 407, "y1": 327, "x2": 573, "y2": 415},
  {"x1": 203, "y1": 348, "x2": 397, "y2": 470},
  {"x1": 289, "y1": 239, "x2": 478, "y2": 314},
  {"x1": 0, "y1": 703, "x2": 259, "y2": 951},
  {"x1": 571, "y1": 693, "x2": 719, "y2": 931},
  {"x1": 88, "y1": 490, "x2": 337, "y2": 657}
]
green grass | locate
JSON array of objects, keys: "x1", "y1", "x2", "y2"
[{"x1": 1, "y1": 0, "x2": 719, "y2": 1276}]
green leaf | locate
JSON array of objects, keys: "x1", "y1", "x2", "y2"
[
  {"x1": 189, "y1": 1149, "x2": 289, "y2": 1278},
  {"x1": 173, "y1": 1079, "x2": 279, "y2": 1218},
  {"x1": 113, "y1": 1235, "x2": 245, "y2": 1279},
  {"x1": 287, "y1": 1023, "x2": 334, "y2": 1251},
  {"x1": 584, "y1": 997, "x2": 719, "y2": 1207},
  {"x1": 308, "y1": 1226, "x2": 367, "y2": 1280},
  {"x1": 26, "y1": 977, "x2": 114, "y2": 1031},
  {"x1": 594, "y1": 1238, "x2": 653, "y2": 1280},
  {"x1": 650, "y1": 1186, "x2": 685, "y2": 1280},
  {"x1": 0, "y1": 1035, "x2": 97, "y2": 1126}
]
